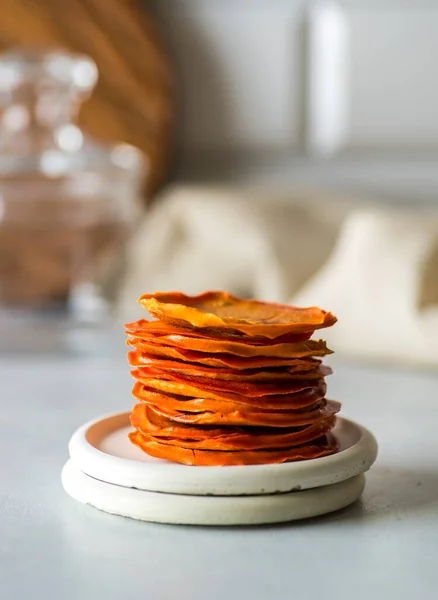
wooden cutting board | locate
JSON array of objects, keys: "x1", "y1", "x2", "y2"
[{"x1": 0, "y1": 0, "x2": 174, "y2": 195}]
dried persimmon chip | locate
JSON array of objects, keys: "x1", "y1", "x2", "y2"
[
  {"x1": 131, "y1": 400, "x2": 341, "y2": 431},
  {"x1": 128, "y1": 332, "x2": 332, "y2": 358},
  {"x1": 132, "y1": 381, "x2": 327, "y2": 412},
  {"x1": 133, "y1": 366, "x2": 324, "y2": 397},
  {"x1": 138, "y1": 291, "x2": 337, "y2": 338},
  {"x1": 129, "y1": 431, "x2": 339, "y2": 465},
  {"x1": 132, "y1": 373, "x2": 327, "y2": 404},
  {"x1": 125, "y1": 319, "x2": 312, "y2": 344},
  {"x1": 128, "y1": 350, "x2": 330, "y2": 381},
  {"x1": 126, "y1": 340, "x2": 323, "y2": 369}
]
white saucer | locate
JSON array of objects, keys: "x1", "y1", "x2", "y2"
[
  {"x1": 68, "y1": 412, "x2": 377, "y2": 496},
  {"x1": 62, "y1": 460, "x2": 365, "y2": 526}
]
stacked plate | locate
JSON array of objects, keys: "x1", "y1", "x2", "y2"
[{"x1": 62, "y1": 411, "x2": 377, "y2": 525}]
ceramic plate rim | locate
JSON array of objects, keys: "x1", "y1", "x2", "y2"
[
  {"x1": 68, "y1": 412, "x2": 377, "y2": 495},
  {"x1": 61, "y1": 460, "x2": 366, "y2": 526}
]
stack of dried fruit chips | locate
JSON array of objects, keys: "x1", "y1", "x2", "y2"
[{"x1": 126, "y1": 292, "x2": 339, "y2": 466}]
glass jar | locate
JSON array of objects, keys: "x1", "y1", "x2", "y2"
[{"x1": 0, "y1": 49, "x2": 146, "y2": 354}]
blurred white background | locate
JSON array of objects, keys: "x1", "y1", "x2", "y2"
[{"x1": 148, "y1": 0, "x2": 438, "y2": 200}]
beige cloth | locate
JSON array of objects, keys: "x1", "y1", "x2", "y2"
[{"x1": 117, "y1": 185, "x2": 438, "y2": 367}]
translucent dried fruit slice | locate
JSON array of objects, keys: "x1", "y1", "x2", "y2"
[
  {"x1": 128, "y1": 332, "x2": 331, "y2": 358},
  {"x1": 154, "y1": 408, "x2": 322, "y2": 429},
  {"x1": 125, "y1": 319, "x2": 312, "y2": 344},
  {"x1": 131, "y1": 405, "x2": 336, "y2": 451},
  {"x1": 132, "y1": 366, "x2": 323, "y2": 397},
  {"x1": 132, "y1": 372, "x2": 327, "y2": 403},
  {"x1": 132, "y1": 382, "x2": 327, "y2": 412},
  {"x1": 128, "y1": 351, "x2": 330, "y2": 381},
  {"x1": 139, "y1": 405, "x2": 329, "y2": 428},
  {"x1": 138, "y1": 291, "x2": 337, "y2": 338},
  {"x1": 128, "y1": 334, "x2": 330, "y2": 360},
  {"x1": 127, "y1": 340, "x2": 323, "y2": 369},
  {"x1": 132, "y1": 401, "x2": 329, "y2": 433},
  {"x1": 131, "y1": 399, "x2": 341, "y2": 430},
  {"x1": 128, "y1": 431, "x2": 339, "y2": 465}
]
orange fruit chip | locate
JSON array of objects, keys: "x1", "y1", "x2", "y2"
[
  {"x1": 127, "y1": 336, "x2": 331, "y2": 360},
  {"x1": 135, "y1": 405, "x2": 330, "y2": 429},
  {"x1": 132, "y1": 366, "x2": 325, "y2": 397},
  {"x1": 129, "y1": 430, "x2": 339, "y2": 466},
  {"x1": 125, "y1": 319, "x2": 312, "y2": 344},
  {"x1": 126, "y1": 340, "x2": 323, "y2": 369},
  {"x1": 128, "y1": 351, "x2": 330, "y2": 381},
  {"x1": 138, "y1": 291, "x2": 337, "y2": 338},
  {"x1": 131, "y1": 399, "x2": 341, "y2": 430},
  {"x1": 131, "y1": 403, "x2": 337, "y2": 451},
  {"x1": 127, "y1": 332, "x2": 332, "y2": 358},
  {"x1": 132, "y1": 379, "x2": 327, "y2": 412},
  {"x1": 132, "y1": 372, "x2": 327, "y2": 403}
]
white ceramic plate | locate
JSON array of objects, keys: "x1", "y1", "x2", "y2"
[
  {"x1": 62, "y1": 460, "x2": 365, "y2": 526},
  {"x1": 68, "y1": 413, "x2": 377, "y2": 496}
]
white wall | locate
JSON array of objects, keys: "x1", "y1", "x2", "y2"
[{"x1": 149, "y1": 0, "x2": 438, "y2": 156}]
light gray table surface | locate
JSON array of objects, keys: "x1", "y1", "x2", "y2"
[{"x1": 1, "y1": 350, "x2": 438, "y2": 600}]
